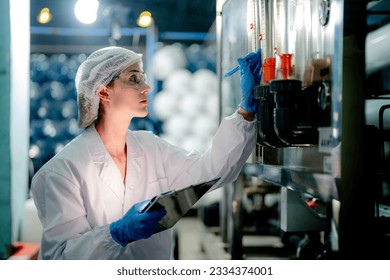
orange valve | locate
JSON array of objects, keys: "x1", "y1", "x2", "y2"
[
  {"x1": 280, "y1": 53, "x2": 293, "y2": 79},
  {"x1": 263, "y1": 57, "x2": 276, "y2": 84}
]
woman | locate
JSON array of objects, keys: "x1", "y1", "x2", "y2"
[{"x1": 31, "y1": 46, "x2": 261, "y2": 259}]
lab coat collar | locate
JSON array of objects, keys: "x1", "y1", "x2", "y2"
[
  {"x1": 124, "y1": 130, "x2": 144, "y2": 192},
  {"x1": 83, "y1": 125, "x2": 144, "y2": 203},
  {"x1": 84, "y1": 125, "x2": 109, "y2": 165},
  {"x1": 83, "y1": 125, "x2": 124, "y2": 203}
]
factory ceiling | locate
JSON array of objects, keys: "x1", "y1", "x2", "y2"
[{"x1": 30, "y1": 0, "x2": 217, "y2": 48}]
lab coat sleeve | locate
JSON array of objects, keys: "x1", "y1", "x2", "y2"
[
  {"x1": 158, "y1": 111, "x2": 256, "y2": 190},
  {"x1": 31, "y1": 169, "x2": 124, "y2": 260}
]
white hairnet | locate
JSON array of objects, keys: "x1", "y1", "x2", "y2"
[{"x1": 75, "y1": 46, "x2": 143, "y2": 128}]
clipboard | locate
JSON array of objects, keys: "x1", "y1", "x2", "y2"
[{"x1": 140, "y1": 177, "x2": 220, "y2": 234}]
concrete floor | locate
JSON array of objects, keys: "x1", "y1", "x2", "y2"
[
  {"x1": 175, "y1": 216, "x2": 295, "y2": 260},
  {"x1": 175, "y1": 217, "x2": 209, "y2": 259}
]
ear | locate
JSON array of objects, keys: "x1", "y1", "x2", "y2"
[{"x1": 98, "y1": 87, "x2": 110, "y2": 102}]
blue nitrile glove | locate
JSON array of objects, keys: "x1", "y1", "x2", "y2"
[
  {"x1": 110, "y1": 200, "x2": 167, "y2": 247},
  {"x1": 237, "y1": 49, "x2": 262, "y2": 114}
]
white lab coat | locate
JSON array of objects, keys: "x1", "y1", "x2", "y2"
[{"x1": 31, "y1": 111, "x2": 256, "y2": 259}]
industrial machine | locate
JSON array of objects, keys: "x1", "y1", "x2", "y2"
[{"x1": 216, "y1": 0, "x2": 390, "y2": 259}]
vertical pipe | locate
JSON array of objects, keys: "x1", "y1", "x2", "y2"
[
  {"x1": 216, "y1": 0, "x2": 227, "y2": 244},
  {"x1": 339, "y1": 0, "x2": 376, "y2": 259},
  {"x1": 10, "y1": 0, "x2": 30, "y2": 245},
  {"x1": 249, "y1": 0, "x2": 260, "y2": 52},
  {"x1": 0, "y1": 0, "x2": 30, "y2": 259},
  {"x1": 0, "y1": 0, "x2": 12, "y2": 259},
  {"x1": 263, "y1": 0, "x2": 275, "y2": 58}
]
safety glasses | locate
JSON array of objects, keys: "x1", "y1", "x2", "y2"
[{"x1": 111, "y1": 70, "x2": 148, "y2": 90}]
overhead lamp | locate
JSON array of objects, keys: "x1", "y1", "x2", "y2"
[
  {"x1": 137, "y1": 11, "x2": 153, "y2": 27},
  {"x1": 74, "y1": 0, "x2": 100, "y2": 24},
  {"x1": 37, "y1": 7, "x2": 52, "y2": 24}
]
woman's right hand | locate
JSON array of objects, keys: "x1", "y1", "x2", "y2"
[{"x1": 109, "y1": 200, "x2": 166, "y2": 247}]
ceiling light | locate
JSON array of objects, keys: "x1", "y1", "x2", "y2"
[
  {"x1": 37, "y1": 8, "x2": 52, "y2": 24},
  {"x1": 137, "y1": 11, "x2": 153, "y2": 28},
  {"x1": 74, "y1": 0, "x2": 100, "y2": 24}
]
